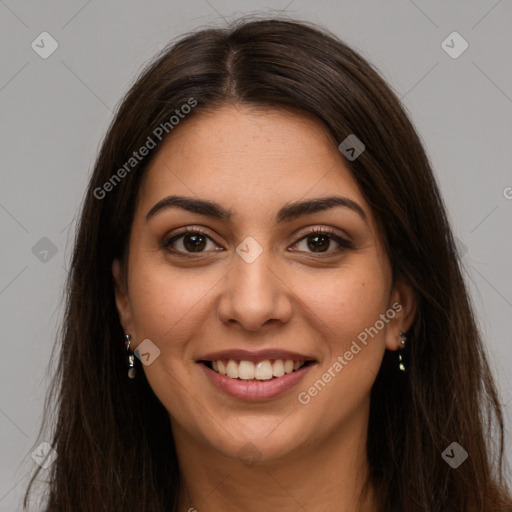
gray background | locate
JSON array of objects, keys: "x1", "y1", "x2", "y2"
[{"x1": 1, "y1": 1, "x2": 511, "y2": 510}]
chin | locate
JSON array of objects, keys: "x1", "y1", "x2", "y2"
[{"x1": 203, "y1": 413, "x2": 312, "y2": 464}]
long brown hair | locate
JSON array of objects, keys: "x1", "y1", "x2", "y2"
[{"x1": 24, "y1": 17, "x2": 511, "y2": 511}]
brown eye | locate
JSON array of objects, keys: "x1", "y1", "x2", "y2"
[
  {"x1": 292, "y1": 228, "x2": 354, "y2": 254},
  {"x1": 182, "y1": 233, "x2": 207, "y2": 252},
  {"x1": 306, "y1": 234, "x2": 331, "y2": 252},
  {"x1": 163, "y1": 228, "x2": 221, "y2": 254}
]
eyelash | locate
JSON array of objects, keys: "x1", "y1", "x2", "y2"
[{"x1": 162, "y1": 226, "x2": 354, "y2": 256}]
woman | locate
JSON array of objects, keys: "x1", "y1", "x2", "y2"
[{"x1": 24, "y1": 17, "x2": 511, "y2": 512}]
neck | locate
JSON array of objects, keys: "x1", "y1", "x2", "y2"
[{"x1": 172, "y1": 406, "x2": 377, "y2": 512}]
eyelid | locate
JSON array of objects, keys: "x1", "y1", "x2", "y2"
[
  {"x1": 162, "y1": 225, "x2": 354, "y2": 255},
  {"x1": 293, "y1": 224, "x2": 351, "y2": 242}
]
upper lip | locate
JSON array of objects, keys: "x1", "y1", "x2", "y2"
[{"x1": 197, "y1": 349, "x2": 315, "y2": 363}]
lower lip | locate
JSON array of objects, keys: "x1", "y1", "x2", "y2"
[{"x1": 198, "y1": 363, "x2": 315, "y2": 401}]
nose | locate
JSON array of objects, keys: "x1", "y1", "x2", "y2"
[{"x1": 217, "y1": 249, "x2": 293, "y2": 332}]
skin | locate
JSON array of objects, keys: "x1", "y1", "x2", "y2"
[{"x1": 113, "y1": 104, "x2": 416, "y2": 512}]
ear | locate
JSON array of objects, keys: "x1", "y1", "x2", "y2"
[
  {"x1": 384, "y1": 279, "x2": 417, "y2": 351},
  {"x1": 112, "y1": 259, "x2": 135, "y2": 336}
]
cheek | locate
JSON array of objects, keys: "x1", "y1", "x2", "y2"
[
  {"x1": 299, "y1": 264, "x2": 390, "y2": 343},
  {"x1": 290, "y1": 270, "x2": 389, "y2": 429},
  {"x1": 128, "y1": 263, "x2": 218, "y2": 346}
]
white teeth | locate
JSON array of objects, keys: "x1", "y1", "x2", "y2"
[
  {"x1": 254, "y1": 360, "x2": 273, "y2": 380},
  {"x1": 238, "y1": 360, "x2": 255, "y2": 379},
  {"x1": 226, "y1": 359, "x2": 239, "y2": 379},
  {"x1": 284, "y1": 360, "x2": 294, "y2": 374},
  {"x1": 272, "y1": 359, "x2": 285, "y2": 377},
  {"x1": 209, "y1": 358, "x2": 307, "y2": 380},
  {"x1": 217, "y1": 360, "x2": 227, "y2": 376}
]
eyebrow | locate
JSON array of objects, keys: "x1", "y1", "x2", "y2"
[{"x1": 146, "y1": 195, "x2": 367, "y2": 223}]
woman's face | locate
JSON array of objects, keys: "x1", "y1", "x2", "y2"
[{"x1": 113, "y1": 104, "x2": 415, "y2": 463}]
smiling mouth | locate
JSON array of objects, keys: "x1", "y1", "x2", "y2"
[{"x1": 199, "y1": 359, "x2": 315, "y2": 381}]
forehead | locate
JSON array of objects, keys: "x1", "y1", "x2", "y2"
[{"x1": 138, "y1": 105, "x2": 374, "y2": 228}]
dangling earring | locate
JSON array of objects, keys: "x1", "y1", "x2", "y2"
[
  {"x1": 398, "y1": 330, "x2": 407, "y2": 372},
  {"x1": 124, "y1": 333, "x2": 136, "y2": 379}
]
